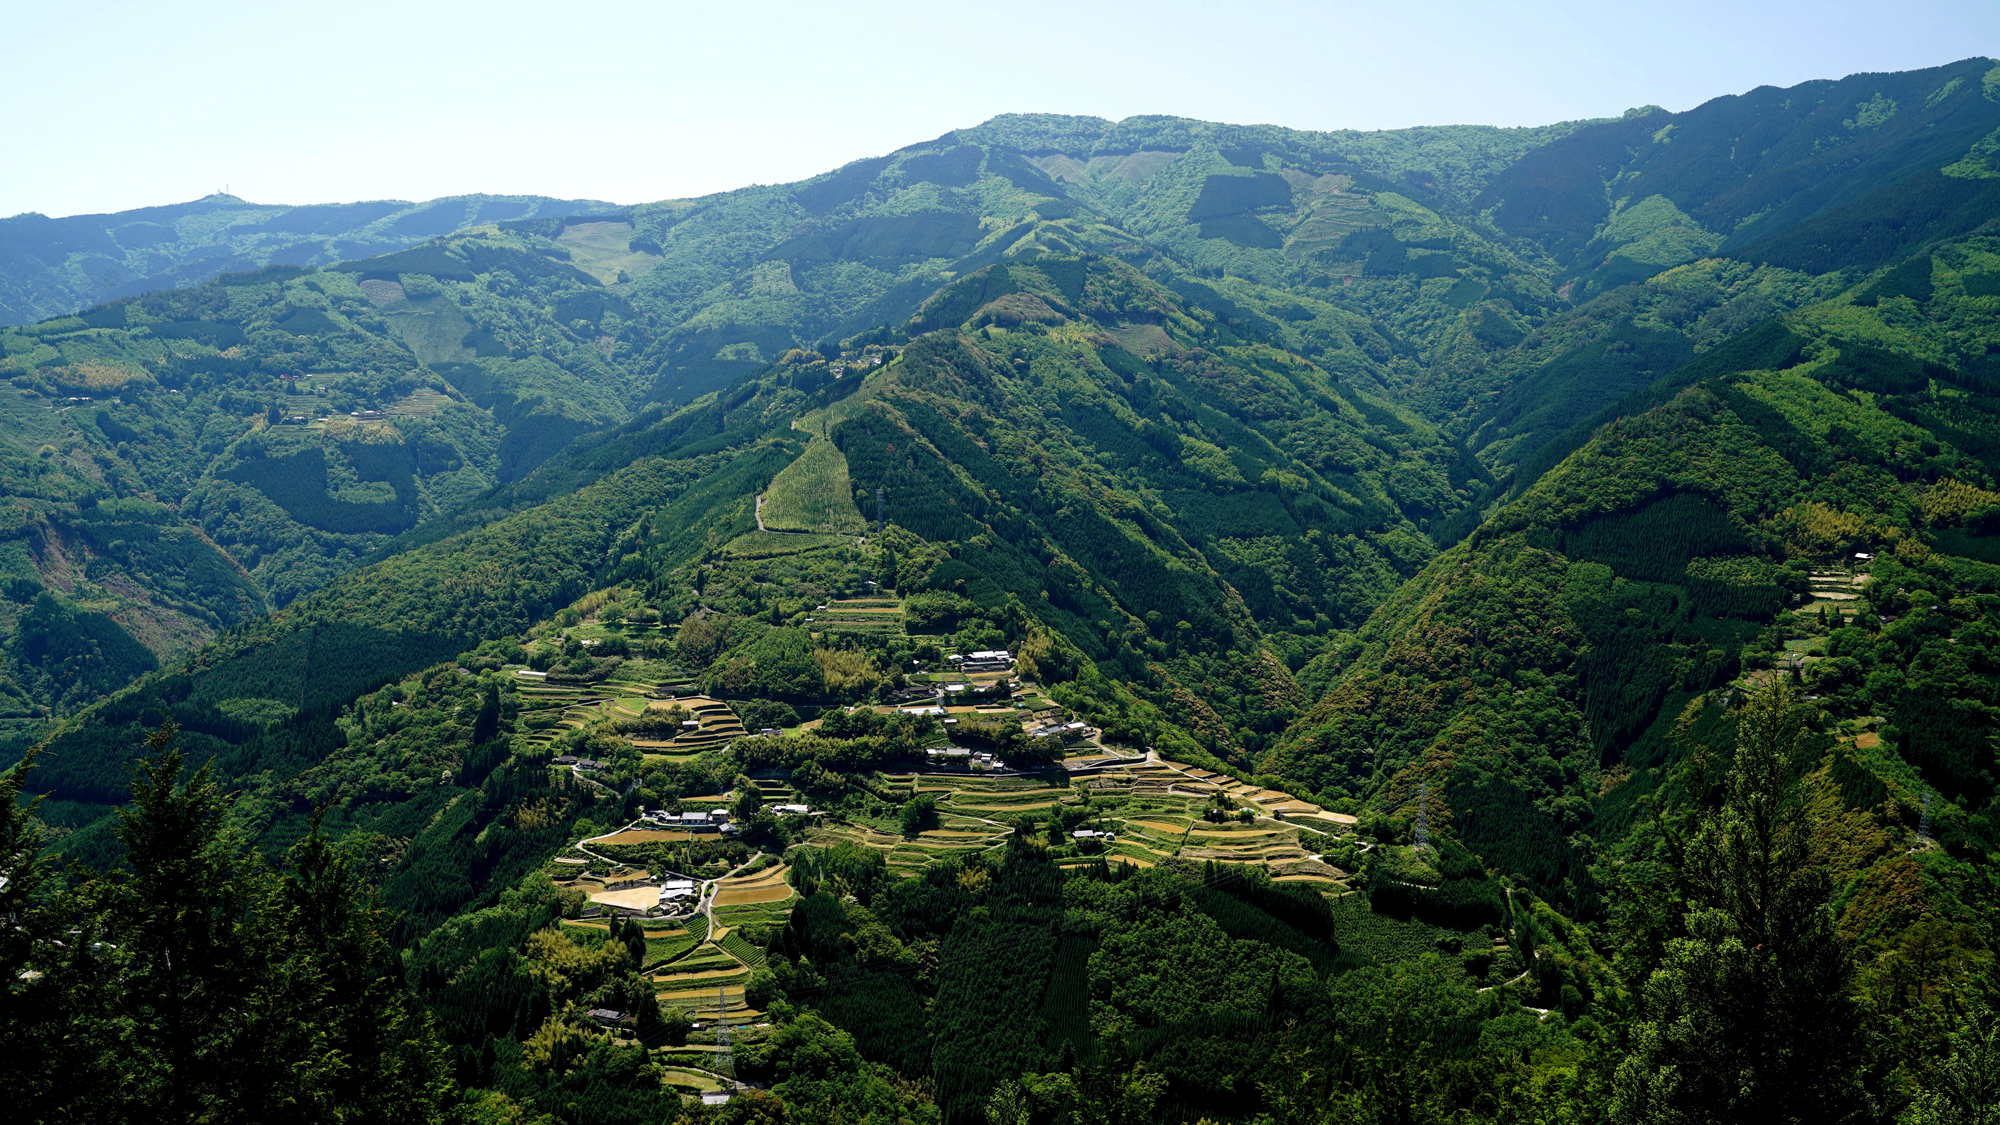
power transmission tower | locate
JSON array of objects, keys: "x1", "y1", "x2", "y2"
[
  {"x1": 875, "y1": 486, "x2": 885, "y2": 535},
  {"x1": 1413, "y1": 782, "x2": 1432, "y2": 851},
  {"x1": 1919, "y1": 788, "x2": 1934, "y2": 842},
  {"x1": 716, "y1": 984, "x2": 733, "y2": 1083}
]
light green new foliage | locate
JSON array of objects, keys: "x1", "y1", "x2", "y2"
[
  {"x1": 1943, "y1": 126, "x2": 2000, "y2": 179},
  {"x1": 760, "y1": 437, "x2": 868, "y2": 534},
  {"x1": 1595, "y1": 195, "x2": 1723, "y2": 269}
]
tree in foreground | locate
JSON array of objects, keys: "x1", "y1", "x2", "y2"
[
  {"x1": 1612, "y1": 682, "x2": 1870, "y2": 1124},
  {"x1": 0, "y1": 722, "x2": 460, "y2": 1124}
]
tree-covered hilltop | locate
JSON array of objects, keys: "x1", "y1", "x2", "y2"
[
  {"x1": 1477, "y1": 58, "x2": 2000, "y2": 295},
  {"x1": 1263, "y1": 228, "x2": 2000, "y2": 1116},
  {"x1": 1434, "y1": 58, "x2": 2000, "y2": 479},
  {"x1": 0, "y1": 192, "x2": 622, "y2": 327}
]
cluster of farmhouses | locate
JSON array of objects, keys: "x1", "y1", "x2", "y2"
[
  {"x1": 637, "y1": 804, "x2": 816, "y2": 834},
  {"x1": 637, "y1": 805, "x2": 815, "y2": 909}
]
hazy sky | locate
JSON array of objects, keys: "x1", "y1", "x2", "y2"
[{"x1": 4, "y1": 0, "x2": 1997, "y2": 218}]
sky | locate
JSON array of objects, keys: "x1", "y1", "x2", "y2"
[{"x1": 3, "y1": 0, "x2": 1997, "y2": 218}]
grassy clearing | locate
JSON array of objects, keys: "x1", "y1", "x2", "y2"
[
  {"x1": 388, "y1": 390, "x2": 451, "y2": 417},
  {"x1": 662, "y1": 1068, "x2": 725, "y2": 1093},
  {"x1": 761, "y1": 438, "x2": 867, "y2": 534},
  {"x1": 558, "y1": 221, "x2": 663, "y2": 285},
  {"x1": 640, "y1": 751, "x2": 709, "y2": 766},
  {"x1": 723, "y1": 530, "x2": 849, "y2": 557}
]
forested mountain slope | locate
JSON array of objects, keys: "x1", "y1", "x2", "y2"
[
  {"x1": 1479, "y1": 57, "x2": 2000, "y2": 298},
  {"x1": 3, "y1": 60, "x2": 2000, "y2": 1125},
  {"x1": 0, "y1": 192, "x2": 621, "y2": 326},
  {"x1": 0, "y1": 227, "x2": 665, "y2": 744},
  {"x1": 1268, "y1": 228, "x2": 2000, "y2": 1069},
  {"x1": 23, "y1": 256, "x2": 1480, "y2": 820},
  {"x1": 1446, "y1": 58, "x2": 2000, "y2": 484},
  {"x1": 602, "y1": 111, "x2": 1596, "y2": 403},
  {"x1": 0, "y1": 111, "x2": 1583, "y2": 736},
  {"x1": 10, "y1": 58, "x2": 1998, "y2": 723},
  {"x1": 8, "y1": 252, "x2": 1643, "y2": 1124}
]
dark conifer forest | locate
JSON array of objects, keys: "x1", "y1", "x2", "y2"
[{"x1": 4, "y1": 55, "x2": 2000, "y2": 1125}]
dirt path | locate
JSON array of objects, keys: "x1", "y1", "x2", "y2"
[{"x1": 752, "y1": 493, "x2": 814, "y2": 536}]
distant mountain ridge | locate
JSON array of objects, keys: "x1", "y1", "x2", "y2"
[{"x1": 0, "y1": 192, "x2": 623, "y2": 325}]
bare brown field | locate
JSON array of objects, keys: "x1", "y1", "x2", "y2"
[
  {"x1": 594, "y1": 829, "x2": 695, "y2": 845},
  {"x1": 714, "y1": 884, "x2": 793, "y2": 907},
  {"x1": 589, "y1": 887, "x2": 661, "y2": 910}
]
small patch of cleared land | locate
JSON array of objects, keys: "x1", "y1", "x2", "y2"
[
  {"x1": 589, "y1": 885, "x2": 665, "y2": 911},
  {"x1": 558, "y1": 220, "x2": 664, "y2": 286},
  {"x1": 593, "y1": 828, "x2": 698, "y2": 846},
  {"x1": 388, "y1": 390, "x2": 452, "y2": 417},
  {"x1": 662, "y1": 1067, "x2": 726, "y2": 1093},
  {"x1": 723, "y1": 529, "x2": 851, "y2": 558}
]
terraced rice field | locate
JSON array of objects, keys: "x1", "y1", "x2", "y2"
[
  {"x1": 650, "y1": 696, "x2": 749, "y2": 748},
  {"x1": 713, "y1": 867, "x2": 794, "y2": 907},
  {"x1": 511, "y1": 663, "x2": 709, "y2": 752},
  {"x1": 812, "y1": 596, "x2": 904, "y2": 637},
  {"x1": 631, "y1": 751, "x2": 1360, "y2": 1020}
]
